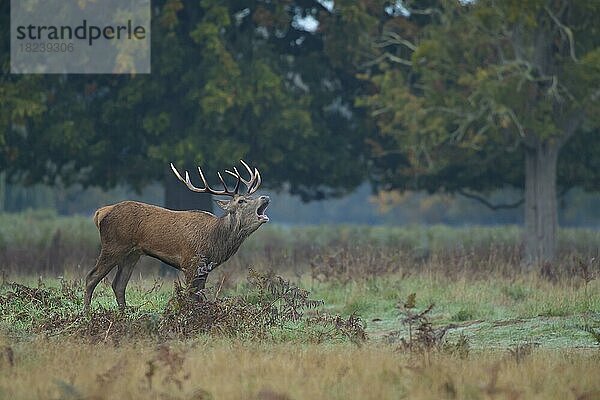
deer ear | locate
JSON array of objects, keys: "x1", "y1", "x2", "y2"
[{"x1": 215, "y1": 199, "x2": 230, "y2": 212}]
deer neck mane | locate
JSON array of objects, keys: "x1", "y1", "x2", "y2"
[{"x1": 209, "y1": 212, "x2": 253, "y2": 262}]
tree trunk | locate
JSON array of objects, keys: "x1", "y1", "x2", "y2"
[
  {"x1": 164, "y1": 172, "x2": 213, "y2": 212},
  {"x1": 523, "y1": 140, "x2": 559, "y2": 266},
  {"x1": 0, "y1": 172, "x2": 5, "y2": 212}
]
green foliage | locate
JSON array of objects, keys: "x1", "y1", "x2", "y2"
[
  {"x1": 1, "y1": 0, "x2": 599, "y2": 215},
  {"x1": 360, "y1": 0, "x2": 600, "y2": 195},
  {"x1": 0, "y1": 1, "x2": 370, "y2": 200}
]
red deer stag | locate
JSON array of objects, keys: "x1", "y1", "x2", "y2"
[{"x1": 84, "y1": 160, "x2": 270, "y2": 312}]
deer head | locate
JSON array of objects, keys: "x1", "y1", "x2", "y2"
[{"x1": 170, "y1": 160, "x2": 270, "y2": 234}]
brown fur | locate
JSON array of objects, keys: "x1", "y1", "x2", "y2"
[
  {"x1": 93, "y1": 205, "x2": 115, "y2": 228},
  {"x1": 84, "y1": 194, "x2": 270, "y2": 311}
]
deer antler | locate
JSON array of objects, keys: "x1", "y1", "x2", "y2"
[
  {"x1": 170, "y1": 160, "x2": 262, "y2": 196},
  {"x1": 224, "y1": 160, "x2": 262, "y2": 195}
]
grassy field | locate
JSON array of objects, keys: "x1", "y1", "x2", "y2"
[
  {"x1": 1, "y1": 339, "x2": 598, "y2": 400},
  {"x1": 2, "y1": 272, "x2": 599, "y2": 347},
  {"x1": 1, "y1": 271, "x2": 599, "y2": 399},
  {"x1": 0, "y1": 213, "x2": 599, "y2": 399}
]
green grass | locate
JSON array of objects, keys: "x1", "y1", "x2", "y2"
[
  {"x1": 305, "y1": 274, "x2": 600, "y2": 349},
  {"x1": 2, "y1": 272, "x2": 598, "y2": 349},
  {"x1": 307, "y1": 275, "x2": 599, "y2": 320}
]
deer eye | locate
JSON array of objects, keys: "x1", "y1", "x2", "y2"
[{"x1": 238, "y1": 199, "x2": 246, "y2": 204}]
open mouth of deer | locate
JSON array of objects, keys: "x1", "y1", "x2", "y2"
[{"x1": 256, "y1": 199, "x2": 270, "y2": 222}]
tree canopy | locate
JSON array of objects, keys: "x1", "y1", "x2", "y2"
[
  {"x1": 361, "y1": 0, "x2": 599, "y2": 189},
  {"x1": 1, "y1": 0, "x2": 371, "y2": 201}
]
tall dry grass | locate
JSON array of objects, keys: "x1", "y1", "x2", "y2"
[
  {"x1": 0, "y1": 338, "x2": 598, "y2": 400},
  {"x1": 1, "y1": 211, "x2": 598, "y2": 279}
]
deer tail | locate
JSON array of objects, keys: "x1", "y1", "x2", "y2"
[{"x1": 93, "y1": 205, "x2": 115, "y2": 229}]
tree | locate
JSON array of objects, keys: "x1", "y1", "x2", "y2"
[
  {"x1": 1, "y1": 1, "x2": 370, "y2": 211},
  {"x1": 359, "y1": 0, "x2": 600, "y2": 264},
  {"x1": 0, "y1": 3, "x2": 46, "y2": 171}
]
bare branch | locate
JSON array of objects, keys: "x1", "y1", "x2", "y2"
[
  {"x1": 544, "y1": 6, "x2": 578, "y2": 63},
  {"x1": 375, "y1": 31, "x2": 417, "y2": 51},
  {"x1": 361, "y1": 52, "x2": 412, "y2": 68},
  {"x1": 370, "y1": 105, "x2": 392, "y2": 117},
  {"x1": 385, "y1": 54, "x2": 413, "y2": 66},
  {"x1": 457, "y1": 186, "x2": 571, "y2": 211},
  {"x1": 502, "y1": 107, "x2": 526, "y2": 138},
  {"x1": 401, "y1": 1, "x2": 442, "y2": 17},
  {"x1": 496, "y1": 59, "x2": 554, "y2": 86},
  {"x1": 458, "y1": 189, "x2": 524, "y2": 210}
]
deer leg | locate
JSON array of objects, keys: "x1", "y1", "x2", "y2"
[
  {"x1": 189, "y1": 260, "x2": 216, "y2": 301},
  {"x1": 112, "y1": 253, "x2": 140, "y2": 310},
  {"x1": 84, "y1": 250, "x2": 118, "y2": 312}
]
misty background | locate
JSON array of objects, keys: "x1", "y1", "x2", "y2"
[{"x1": 1, "y1": 180, "x2": 598, "y2": 227}]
